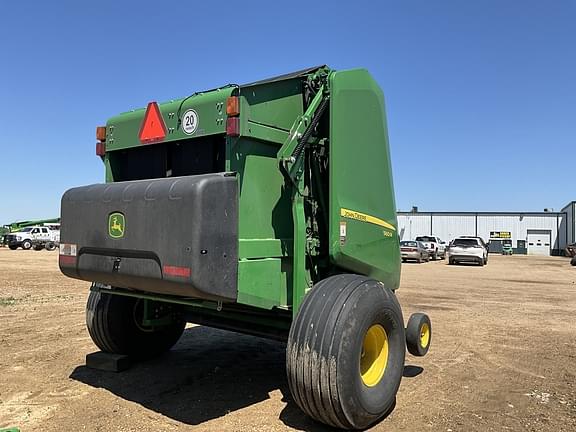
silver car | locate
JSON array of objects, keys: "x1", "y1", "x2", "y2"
[{"x1": 400, "y1": 240, "x2": 430, "y2": 263}]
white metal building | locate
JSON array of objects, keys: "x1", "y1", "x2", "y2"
[
  {"x1": 397, "y1": 203, "x2": 574, "y2": 256},
  {"x1": 560, "y1": 201, "x2": 576, "y2": 250}
]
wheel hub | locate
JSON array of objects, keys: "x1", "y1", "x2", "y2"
[
  {"x1": 420, "y1": 322, "x2": 430, "y2": 348},
  {"x1": 360, "y1": 324, "x2": 388, "y2": 387}
]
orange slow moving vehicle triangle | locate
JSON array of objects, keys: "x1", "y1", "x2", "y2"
[{"x1": 139, "y1": 101, "x2": 167, "y2": 143}]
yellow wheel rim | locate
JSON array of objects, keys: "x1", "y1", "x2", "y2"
[
  {"x1": 360, "y1": 324, "x2": 388, "y2": 387},
  {"x1": 420, "y1": 322, "x2": 430, "y2": 348}
]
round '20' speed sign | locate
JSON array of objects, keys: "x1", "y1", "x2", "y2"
[{"x1": 181, "y1": 109, "x2": 199, "y2": 135}]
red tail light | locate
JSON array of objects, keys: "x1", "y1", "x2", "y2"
[
  {"x1": 226, "y1": 117, "x2": 240, "y2": 137},
  {"x1": 59, "y1": 255, "x2": 76, "y2": 265},
  {"x1": 96, "y1": 141, "x2": 106, "y2": 156},
  {"x1": 96, "y1": 125, "x2": 106, "y2": 156}
]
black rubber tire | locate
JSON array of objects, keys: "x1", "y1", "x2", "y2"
[
  {"x1": 478, "y1": 258, "x2": 484, "y2": 267},
  {"x1": 406, "y1": 313, "x2": 431, "y2": 357},
  {"x1": 448, "y1": 258, "x2": 454, "y2": 265},
  {"x1": 86, "y1": 290, "x2": 185, "y2": 359},
  {"x1": 21, "y1": 239, "x2": 32, "y2": 250},
  {"x1": 45, "y1": 242, "x2": 57, "y2": 251},
  {"x1": 286, "y1": 274, "x2": 405, "y2": 430},
  {"x1": 417, "y1": 257, "x2": 422, "y2": 263},
  {"x1": 8, "y1": 245, "x2": 17, "y2": 250},
  {"x1": 431, "y1": 252, "x2": 437, "y2": 261},
  {"x1": 484, "y1": 257, "x2": 488, "y2": 265},
  {"x1": 33, "y1": 244, "x2": 43, "y2": 251},
  {"x1": 571, "y1": 256, "x2": 576, "y2": 266}
]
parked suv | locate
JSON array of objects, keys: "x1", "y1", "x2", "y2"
[
  {"x1": 415, "y1": 235, "x2": 446, "y2": 260},
  {"x1": 459, "y1": 236, "x2": 489, "y2": 251},
  {"x1": 447, "y1": 237, "x2": 488, "y2": 266}
]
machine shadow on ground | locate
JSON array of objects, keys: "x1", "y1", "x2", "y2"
[{"x1": 70, "y1": 325, "x2": 423, "y2": 430}]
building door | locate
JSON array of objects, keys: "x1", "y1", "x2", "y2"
[
  {"x1": 488, "y1": 240, "x2": 503, "y2": 253},
  {"x1": 527, "y1": 230, "x2": 551, "y2": 256},
  {"x1": 517, "y1": 240, "x2": 527, "y2": 254}
]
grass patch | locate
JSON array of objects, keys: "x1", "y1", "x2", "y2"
[{"x1": 0, "y1": 296, "x2": 17, "y2": 306}]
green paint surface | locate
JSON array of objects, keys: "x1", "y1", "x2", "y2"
[
  {"x1": 94, "y1": 66, "x2": 401, "y2": 317},
  {"x1": 328, "y1": 69, "x2": 401, "y2": 290},
  {"x1": 105, "y1": 87, "x2": 235, "y2": 151}
]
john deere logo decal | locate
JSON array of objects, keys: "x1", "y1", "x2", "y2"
[{"x1": 108, "y1": 212, "x2": 125, "y2": 238}]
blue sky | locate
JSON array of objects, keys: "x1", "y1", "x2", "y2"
[{"x1": 0, "y1": 1, "x2": 574, "y2": 224}]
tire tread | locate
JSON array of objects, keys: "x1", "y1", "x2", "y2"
[
  {"x1": 288, "y1": 274, "x2": 401, "y2": 429},
  {"x1": 85, "y1": 290, "x2": 184, "y2": 357}
]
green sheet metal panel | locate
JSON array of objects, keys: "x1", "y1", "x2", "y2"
[
  {"x1": 237, "y1": 258, "x2": 285, "y2": 309},
  {"x1": 230, "y1": 137, "x2": 292, "y2": 309},
  {"x1": 328, "y1": 69, "x2": 401, "y2": 290},
  {"x1": 105, "y1": 87, "x2": 235, "y2": 151},
  {"x1": 230, "y1": 138, "x2": 293, "y2": 242},
  {"x1": 240, "y1": 78, "x2": 304, "y2": 133},
  {"x1": 239, "y1": 239, "x2": 292, "y2": 259}
]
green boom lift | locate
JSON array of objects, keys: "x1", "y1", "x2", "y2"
[
  {"x1": 5, "y1": 218, "x2": 60, "y2": 232},
  {"x1": 59, "y1": 66, "x2": 431, "y2": 429}
]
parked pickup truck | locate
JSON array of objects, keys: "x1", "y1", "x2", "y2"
[
  {"x1": 415, "y1": 235, "x2": 446, "y2": 260},
  {"x1": 5, "y1": 226, "x2": 60, "y2": 250}
]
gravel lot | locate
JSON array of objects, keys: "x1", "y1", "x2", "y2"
[{"x1": 1, "y1": 249, "x2": 575, "y2": 431}]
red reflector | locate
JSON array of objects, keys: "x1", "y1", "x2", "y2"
[
  {"x1": 226, "y1": 117, "x2": 240, "y2": 136},
  {"x1": 96, "y1": 141, "x2": 106, "y2": 156},
  {"x1": 139, "y1": 101, "x2": 167, "y2": 144},
  {"x1": 59, "y1": 255, "x2": 76, "y2": 265},
  {"x1": 163, "y1": 265, "x2": 191, "y2": 278}
]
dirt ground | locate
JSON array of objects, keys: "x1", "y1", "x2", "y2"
[{"x1": 0, "y1": 249, "x2": 575, "y2": 432}]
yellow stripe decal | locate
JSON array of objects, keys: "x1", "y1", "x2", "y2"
[{"x1": 340, "y1": 208, "x2": 396, "y2": 231}]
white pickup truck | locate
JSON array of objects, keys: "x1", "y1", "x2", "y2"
[
  {"x1": 415, "y1": 235, "x2": 446, "y2": 260},
  {"x1": 5, "y1": 226, "x2": 60, "y2": 251}
]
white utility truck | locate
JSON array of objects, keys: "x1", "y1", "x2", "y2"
[{"x1": 5, "y1": 226, "x2": 60, "y2": 251}]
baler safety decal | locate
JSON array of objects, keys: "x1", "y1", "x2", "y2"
[{"x1": 340, "y1": 208, "x2": 396, "y2": 231}]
